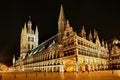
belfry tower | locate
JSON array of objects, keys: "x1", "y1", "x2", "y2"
[{"x1": 20, "y1": 17, "x2": 39, "y2": 59}]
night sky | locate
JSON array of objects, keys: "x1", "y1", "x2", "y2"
[{"x1": 0, "y1": 0, "x2": 120, "y2": 66}]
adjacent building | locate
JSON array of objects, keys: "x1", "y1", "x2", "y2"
[
  {"x1": 110, "y1": 38, "x2": 120, "y2": 69},
  {"x1": 13, "y1": 4, "x2": 109, "y2": 72}
]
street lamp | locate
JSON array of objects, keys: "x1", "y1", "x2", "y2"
[{"x1": 110, "y1": 58, "x2": 113, "y2": 74}]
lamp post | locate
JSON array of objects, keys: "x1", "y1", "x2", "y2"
[{"x1": 110, "y1": 58, "x2": 113, "y2": 74}]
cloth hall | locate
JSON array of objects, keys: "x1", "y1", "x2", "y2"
[{"x1": 13, "y1": 4, "x2": 109, "y2": 72}]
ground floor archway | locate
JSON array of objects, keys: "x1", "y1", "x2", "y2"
[{"x1": 64, "y1": 60, "x2": 76, "y2": 72}]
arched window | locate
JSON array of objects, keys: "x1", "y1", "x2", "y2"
[
  {"x1": 28, "y1": 44, "x2": 30, "y2": 49},
  {"x1": 32, "y1": 45, "x2": 34, "y2": 49},
  {"x1": 28, "y1": 37, "x2": 30, "y2": 41}
]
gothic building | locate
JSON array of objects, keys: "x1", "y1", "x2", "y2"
[
  {"x1": 110, "y1": 38, "x2": 120, "y2": 69},
  {"x1": 13, "y1": 4, "x2": 109, "y2": 72}
]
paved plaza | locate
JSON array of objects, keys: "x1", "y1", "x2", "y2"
[{"x1": 0, "y1": 70, "x2": 120, "y2": 80}]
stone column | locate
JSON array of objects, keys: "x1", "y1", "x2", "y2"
[
  {"x1": 96, "y1": 64, "x2": 98, "y2": 71},
  {"x1": 46, "y1": 67, "x2": 48, "y2": 72},
  {"x1": 76, "y1": 56, "x2": 78, "y2": 73},
  {"x1": 52, "y1": 67, "x2": 54, "y2": 72},
  {"x1": 60, "y1": 65, "x2": 64, "y2": 72},
  {"x1": 88, "y1": 64, "x2": 90, "y2": 71},
  {"x1": 75, "y1": 38, "x2": 79, "y2": 73}
]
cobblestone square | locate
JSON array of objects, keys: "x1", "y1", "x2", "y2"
[{"x1": 0, "y1": 70, "x2": 120, "y2": 80}]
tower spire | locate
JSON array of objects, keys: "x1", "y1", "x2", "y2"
[
  {"x1": 59, "y1": 4, "x2": 65, "y2": 21},
  {"x1": 58, "y1": 4, "x2": 66, "y2": 43}
]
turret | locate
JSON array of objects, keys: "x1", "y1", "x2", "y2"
[
  {"x1": 94, "y1": 28, "x2": 98, "y2": 39},
  {"x1": 80, "y1": 26, "x2": 86, "y2": 38},
  {"x1": 66, "y1": 20, "x2": 70, "y2": 28},
  {"x1": 101, "y1": 39, "x2": 105, "y2": 47},
  {"x1": 95, "y1": 35, "x2": 101, "y2": 47},
  {"x1": 88, "y1": 30, "x2": 92, "y2": 41}
]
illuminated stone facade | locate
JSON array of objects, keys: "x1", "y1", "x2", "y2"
[
  {"x1": 110, "y1": 38, "x2": 120, "y2": 69},
  {"x1": 20, "y1": 17, "x2": 39, "y2": 59},
  {"x1": 13, "y1": 5, "x2": 109, "y2": 72}
]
